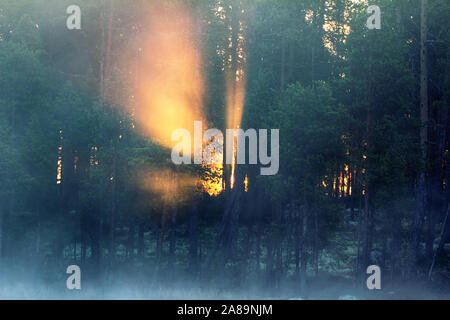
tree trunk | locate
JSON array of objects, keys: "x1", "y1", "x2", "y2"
[
  {"x1": 361, "y1": 186, "x2": 373, "y2": 281},
  {"x1": 280, "y1": 35, "x2": 286, "y2": 93},
  {"x1": 255, "y1": 219, "x2": 262, "y2": 279},
  {"x1": 411, "y1": 0, "x2": 428, "y2": 267},
  {"x1": 109, "y1": 137, "x2": 118, "y2": 265},
  {"x1": 168, "y1": 204, "x2": 177, "y2": 267},
  {"x1": 300, "y1": 207, "x2": 308, "y2": 298},
  {"x1": 189, "y1": 197, "x2": 199, "y2": 273},
  {"x1": 138, "y1": 220, "x2": 145, "y2": 259},
  {"x1": 313, "y1": 207, "x2": 319, "y2": 277}
]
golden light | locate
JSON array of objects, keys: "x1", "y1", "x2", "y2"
[
  {"x1": 123, "y1": 4, "x2": 205, "y2": 150},
  {"x1": 201, "y1": 137, "x2": 224, "y2": 197},
  {"x1": 114, "y1": 3, "x2": 229, "y2": 199},
  {"x1": 113, "y1": 3, "x2": 250, "y2": 199},
  {"x1": 141, "y1": 168, "x2": 199, "y2": 205},
  {"x1": 56, "y1": 130, "x2": 63, "y2": 185},
  {"x1": 224, "y1": 6, "x2": 247, "y2": 190},
  {"x1": 325, "y1": 164, "x2": 352, "y2": 198},
  {"x1": 56, "y1": 149, "x2": 62, "y2": 184},
  {"x1": 226, "y1": 70, "x2": 246, "y2": 133},
  {"x1": 202, "y1": 162, "x2": 223, "y2": 197}
]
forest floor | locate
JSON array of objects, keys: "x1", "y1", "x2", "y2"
[{"x1": 0, "y1": 274, "x2": 448, "y2": 299}]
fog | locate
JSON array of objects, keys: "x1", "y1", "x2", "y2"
[{"x1": 0, "y1": 0, "x2": 449, "y2": 301}]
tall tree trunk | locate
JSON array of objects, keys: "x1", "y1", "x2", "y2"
[
  {"x1": 99, "y1": 0, "x2": 114, "y2": 101},
  {"x1": 300, "y1": 206, "x2": 308, "y2": 298},
  {"x1": 189, "y1": 197, "x2": 199, "y2": 273},
  {"x1": 411, "y1": 0, "x2": 428, "y2": 268},
  {"x1": 294, "y1": 206, "x2": 300, "y2": 276},
  {"x1": 390, "y1": 211, "x2": 402, "y2": 281},
  {"x1": 280, "y1": 35, "x2": 286, "y2": 93},
  {"x1": 138, "y1": 219, "x2": 145, "y2": 259},
  {"x1": 1, "y1": 198, "x2": 10, "y2": 261},
  {"x1": 255, "y1": 214, "x2": 262, "y2": 280},
  {"x1": 168, "y1": 204, "x2": 177, "y2": 267},
  {"x1": 109, "y1": 136, "x2": 118, "y2": 275},
  {"x1": 361, "y1": 39, "x2": 374, "y2": 281},
  {"x1": 311, "y1": 46, "x2": 315, "y2": 88},
  {"x1": 156, "y1": 207, "x2": 167, "y2": 269},
  {"x1": 313, "y1": 207, "x2": 319, "y2": 277},
  {"x1": 361, "y1": 187, "x2": 373, "y2": 282},
  {"x1": 81, "y1": 211, "x2": 86, "y2": 265},
  {"x1": 266, "y1": 235, "x2": 274, "y2": 289},
  {"x1": 355, "y1": 169, "x2": 363, "y2": 282}
]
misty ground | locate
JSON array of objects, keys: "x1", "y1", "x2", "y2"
[{"x1": 0, "y1": 268, "x2": 449, "y2": 300}]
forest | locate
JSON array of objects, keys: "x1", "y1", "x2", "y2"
[{"x1": 0, "y1": 0, "x2": 449, "y2": 299}]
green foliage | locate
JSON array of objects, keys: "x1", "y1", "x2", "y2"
[{"x1": 0, "y1": 0, "x2": 449, "y2": 298}]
